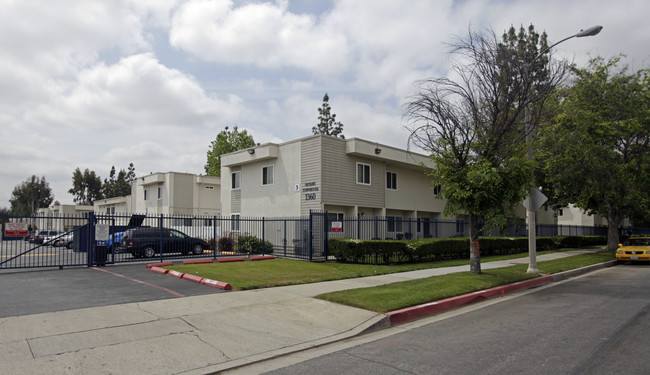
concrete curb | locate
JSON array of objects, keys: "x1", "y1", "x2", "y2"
[
  {"x1": 386, "y1": 276, "x2": 554, "y2": 325},
  {"x1": 385, "y1": 260, "x2": 617, "y2": 326}
]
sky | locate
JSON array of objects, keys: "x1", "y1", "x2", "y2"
[{"x1": 1, "y1": 0, "x2": 649, "y2": 208}]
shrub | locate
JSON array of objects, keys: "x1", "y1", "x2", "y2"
[
  {"x1": 237, "y1": 235, "x2": 274, "y2": 254},
  {"x1": 218, "y1": 237, "x2": 234, "y2": 252}
]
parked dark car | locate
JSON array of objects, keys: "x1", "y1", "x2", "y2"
[{"x1": 120, "y1": 227, "x2": 207, "y2": 258}]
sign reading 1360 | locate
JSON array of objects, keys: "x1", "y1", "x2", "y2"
[{"x1": 305, "y1": 193, "x2": 317, "y2": 200}]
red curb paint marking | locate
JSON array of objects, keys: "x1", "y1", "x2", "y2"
[
  {"x1": 168, "y1": 270, "x2": 184, "y2": 279},
  {"x1": 182, "y1": 259, "x2": 214, "y2": 265},
  {"x1": 146, "y1": 262, "x2": 173, "y2": 269},
  {"x1": 201, "y1": 278, "x2": 232, "y2": 290},
  {"x1": 387, "y1": 275, "x2": 553, "y2": 326},
  {"x1": 181, "y1": 273, "x2": 204, "y2": 284},
  {"x1": 149, "y1": 266, "x2": 169, "y2": 275},
  {"x1": 92, "y1": 267, "x2": 184, "y2": 297},
  {"x1": 217, "y1": 257, "x2": 245, "y2": 263},
  {"x1": 250, "y1": 255, "x2": 275, "y2": 261}
]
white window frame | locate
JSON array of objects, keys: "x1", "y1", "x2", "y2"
[
  {"x1": 231, "y1": 171, "x2": 241, "y2": 190},
  {"x1": 144, "y1": 189, "x2": 148, "y2": 201},
  {"x1": 157, "y1": 186, "x2": 162, "y2": 199},
  {"x1": 386, "y1": 171, "x2": 397, "y2": 190},
  {"x1": 356, "y1": 163, "x2": 371, "y2": 185},
  {"x1": 262, "y1": 165, "x2": 274, "y2": 186}
]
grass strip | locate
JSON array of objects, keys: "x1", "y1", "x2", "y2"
[
  {"x1": 165, "y1": 247, "x2": 605, "y2": 291},
  {"x1": 315, "y1": 251, "x2": 614, "y2": 312}
]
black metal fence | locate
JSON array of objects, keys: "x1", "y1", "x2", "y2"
[{"x1": 1, "y1": 212, "x2": 612, "y2": 270}]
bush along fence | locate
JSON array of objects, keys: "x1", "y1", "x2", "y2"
[
  {"x1": 1, "y1": 210, "x2": 612, "y2": 269},
  {"x1": 328, "y1": 235, "x2": 608, "y2": 265}
]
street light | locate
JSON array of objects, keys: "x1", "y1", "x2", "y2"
[{"x1": 525, "y1": 25, "x2": 602, "y2": 274}]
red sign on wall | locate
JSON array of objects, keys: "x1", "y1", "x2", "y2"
[
  {"x1": 4, "y1": 222, "x2": 28, "y2": 237},
  {"x1": 331, "y1": 221, "x2": 343, "y2": 233}
]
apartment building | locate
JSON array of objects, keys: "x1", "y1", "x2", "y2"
[
  {"x1": 94, "y1": 172, "x2": 221, "y2": 218},
  {"x1": 221, "y1": 134, "x2": 449, "y2": 223}
]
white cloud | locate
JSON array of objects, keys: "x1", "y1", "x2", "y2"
[
  {"x1": 169, "y1": 0, "x2": 350, "y2": 75},
  {"x1": 1, "y1": 0, "x2": 649, "y2": 208}
]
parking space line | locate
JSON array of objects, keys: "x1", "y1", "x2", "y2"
[{"x1": 92, "y1": 267, "x2": 185, "y2": 297}]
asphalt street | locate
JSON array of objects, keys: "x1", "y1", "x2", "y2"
[
  {"x1": 0, "y1": 262, "x2": 225, "y2": 318},
  {"x1": 238, "y1": 264, "x2": 650, "y2": 375}
]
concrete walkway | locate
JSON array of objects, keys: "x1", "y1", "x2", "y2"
[{"x1": 0, "y1": 250, "x2": 610, "y2": 374}]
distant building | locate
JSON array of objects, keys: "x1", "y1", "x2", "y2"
[
  {"x1": 94, "y1": 172, "x2": 221, "y2": 218},
  {"x1": 36, "y1": 203, "x2": 94, "y2": 231}
]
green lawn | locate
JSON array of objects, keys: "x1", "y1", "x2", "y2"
[
  {"x1": 165, "y1": 246, "x2": 609, "y2": 292},
  {"x1": 316, "y1": 251, "x2": 615, "y2": 312}
]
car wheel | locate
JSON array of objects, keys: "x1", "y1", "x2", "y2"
[
  {"x1": 192, "y1": 244, "x2": 204, "y2": 255},
  {"x1": 67, "y1": 242, "x2": 73, "y2": 249},
  {"x1": 143, "y1": 246, "x2": 156, "y2": 258}
]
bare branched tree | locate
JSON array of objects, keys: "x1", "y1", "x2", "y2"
[{"x1": 404, "y1": 25, "x2": 569, "y2": 273}]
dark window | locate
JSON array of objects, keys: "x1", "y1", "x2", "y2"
[{"x1": 386, "y1": 172, "x2": 397, "y2": 190}]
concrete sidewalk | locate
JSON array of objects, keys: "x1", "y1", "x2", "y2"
[{"x1": 0, "y1": 250, "x2": 612, "y2": 374}]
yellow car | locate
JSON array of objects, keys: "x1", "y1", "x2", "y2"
[{"x1": 616, "y1": 237, "x2": 650, "y2": 263}]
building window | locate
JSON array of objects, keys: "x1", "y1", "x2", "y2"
[
  {"x1": 157, "y1": 186, "x2": 162, "y2": 199},
  {"x1": 456, "y1": 220, "x2": 465, "y2": 234},
  {"x1": 558, "y1": 209, "x2": 564, "y2": 216},
  {"x1": 356, "y1": 163, "x2": 371, "y2": 185},
  {"x1": 262, "y1": 165, "x2": 274, "y2": 185},
  {"x1": 144, "y1": 189, "x2": 148, "y2": 201},
  {"x1": 386, "y1": 172, "x2": 397, "y2": 190},
  {"x1": 231, "y1": 214, "x2": 241, "y2": 231},
  {"x1": 231, "y1": 171, "x2": 241, "y2": 190},
  {"x1": 387, "y1": 216, "x2": 403, "y2": 232},
  {"x1": 433, "y1": 184, "x2": 442, "y2": 195}
]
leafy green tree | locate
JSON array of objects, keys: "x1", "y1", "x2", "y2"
[
  {"x1": 103, "y1": 163, "x2": 136, "y2": 198},
  {"x1": 313, "y1": 93, "x2": 344, "y2": 138},
  {"x1": 205, "y1": 126, "x2": 256, "y2": 177},
  {"x1": 9, "y1": 175, "x2": 54, "y2": 215},
  {"x1": 404, "y1": 25, "x2": 567, "y2": 273},
  {"x1": 0, "y1": 207, "x2": 11, "y2": 225},
  {"x1": 68, "y1": 168, "x2": 103, "y2": 205},
  {"x1": 539, "y1": 57, "x2": 650, "y2": 250}
]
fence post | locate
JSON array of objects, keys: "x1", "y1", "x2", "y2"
[
  {"x1": 159, "y1": 214, "x2": 164, "y2": 263},
  {"x1": 262, "y1": 217, "x2": 266, "y2": 254},
  {"x1": 283, "y1": 219, "x2": 287, "y2": 257},
  {"x1": 213, "y1": 215, "x2": 217, "y2": 260},
  {"x1": 88, "y1": 212, "x2": 95, "y2": 267},
  {"x1": 308, "y1": 211, "x2": 313, "y2": 262}
]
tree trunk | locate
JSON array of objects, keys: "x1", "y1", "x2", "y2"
[
  {"x1": 469, "y1": 216, "x2": 481, "y2": 274},
  {"x1": 606, "y1": 217, "x2": 621, "y2": 252}
]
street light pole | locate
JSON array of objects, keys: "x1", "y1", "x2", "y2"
[{"x1": 526, "y1": 25, "x2": 602, "y2": 274}]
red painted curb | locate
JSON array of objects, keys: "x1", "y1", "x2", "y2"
[
  {"x1": 167, "y1": 270, "x2": 185, "y2": 279},
  {"x1": 201, "y1": 278, "x2": 232, "y2": 290},
  {"x1": 146, "y1": 262, "x2": 173, "y2": 269},
  {"x1": 387, "y1": 275, "x2": 553, "y2": 326},
  {"x1": 181, "y1": 273, "x2": 205, "y2": 284},
  {"x1": 149, "y1": 266, "x2": 169, "y2": 275},
  {"x1": 217, "y1": 257, "x2": 246, "y2": 263},
  {"x1": 182, "y1": 259, "x2": 214, "y2": 265},
  {"x1": 250, "y1": 255, "x2": 275, "y2": 261}
]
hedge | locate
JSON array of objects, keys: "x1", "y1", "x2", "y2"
[{"x1": 329, "y1": 235, "x2": 606, "y2": 265}]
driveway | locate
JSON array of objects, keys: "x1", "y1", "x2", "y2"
[{"x1": 0, "y1": 263, "x2": 226, "y2": 318}]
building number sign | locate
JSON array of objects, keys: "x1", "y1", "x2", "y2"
[{"x1": 301, "y1": 182, "x2": 318, "y2": 201}]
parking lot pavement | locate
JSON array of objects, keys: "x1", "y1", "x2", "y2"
[{"x1": 0, "y1": 263, "x2": 226, "y2": 318}]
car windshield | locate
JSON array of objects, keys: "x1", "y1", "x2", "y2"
[{"x1": 627, "y1": 238, "x2": 650, "y2": 246}]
